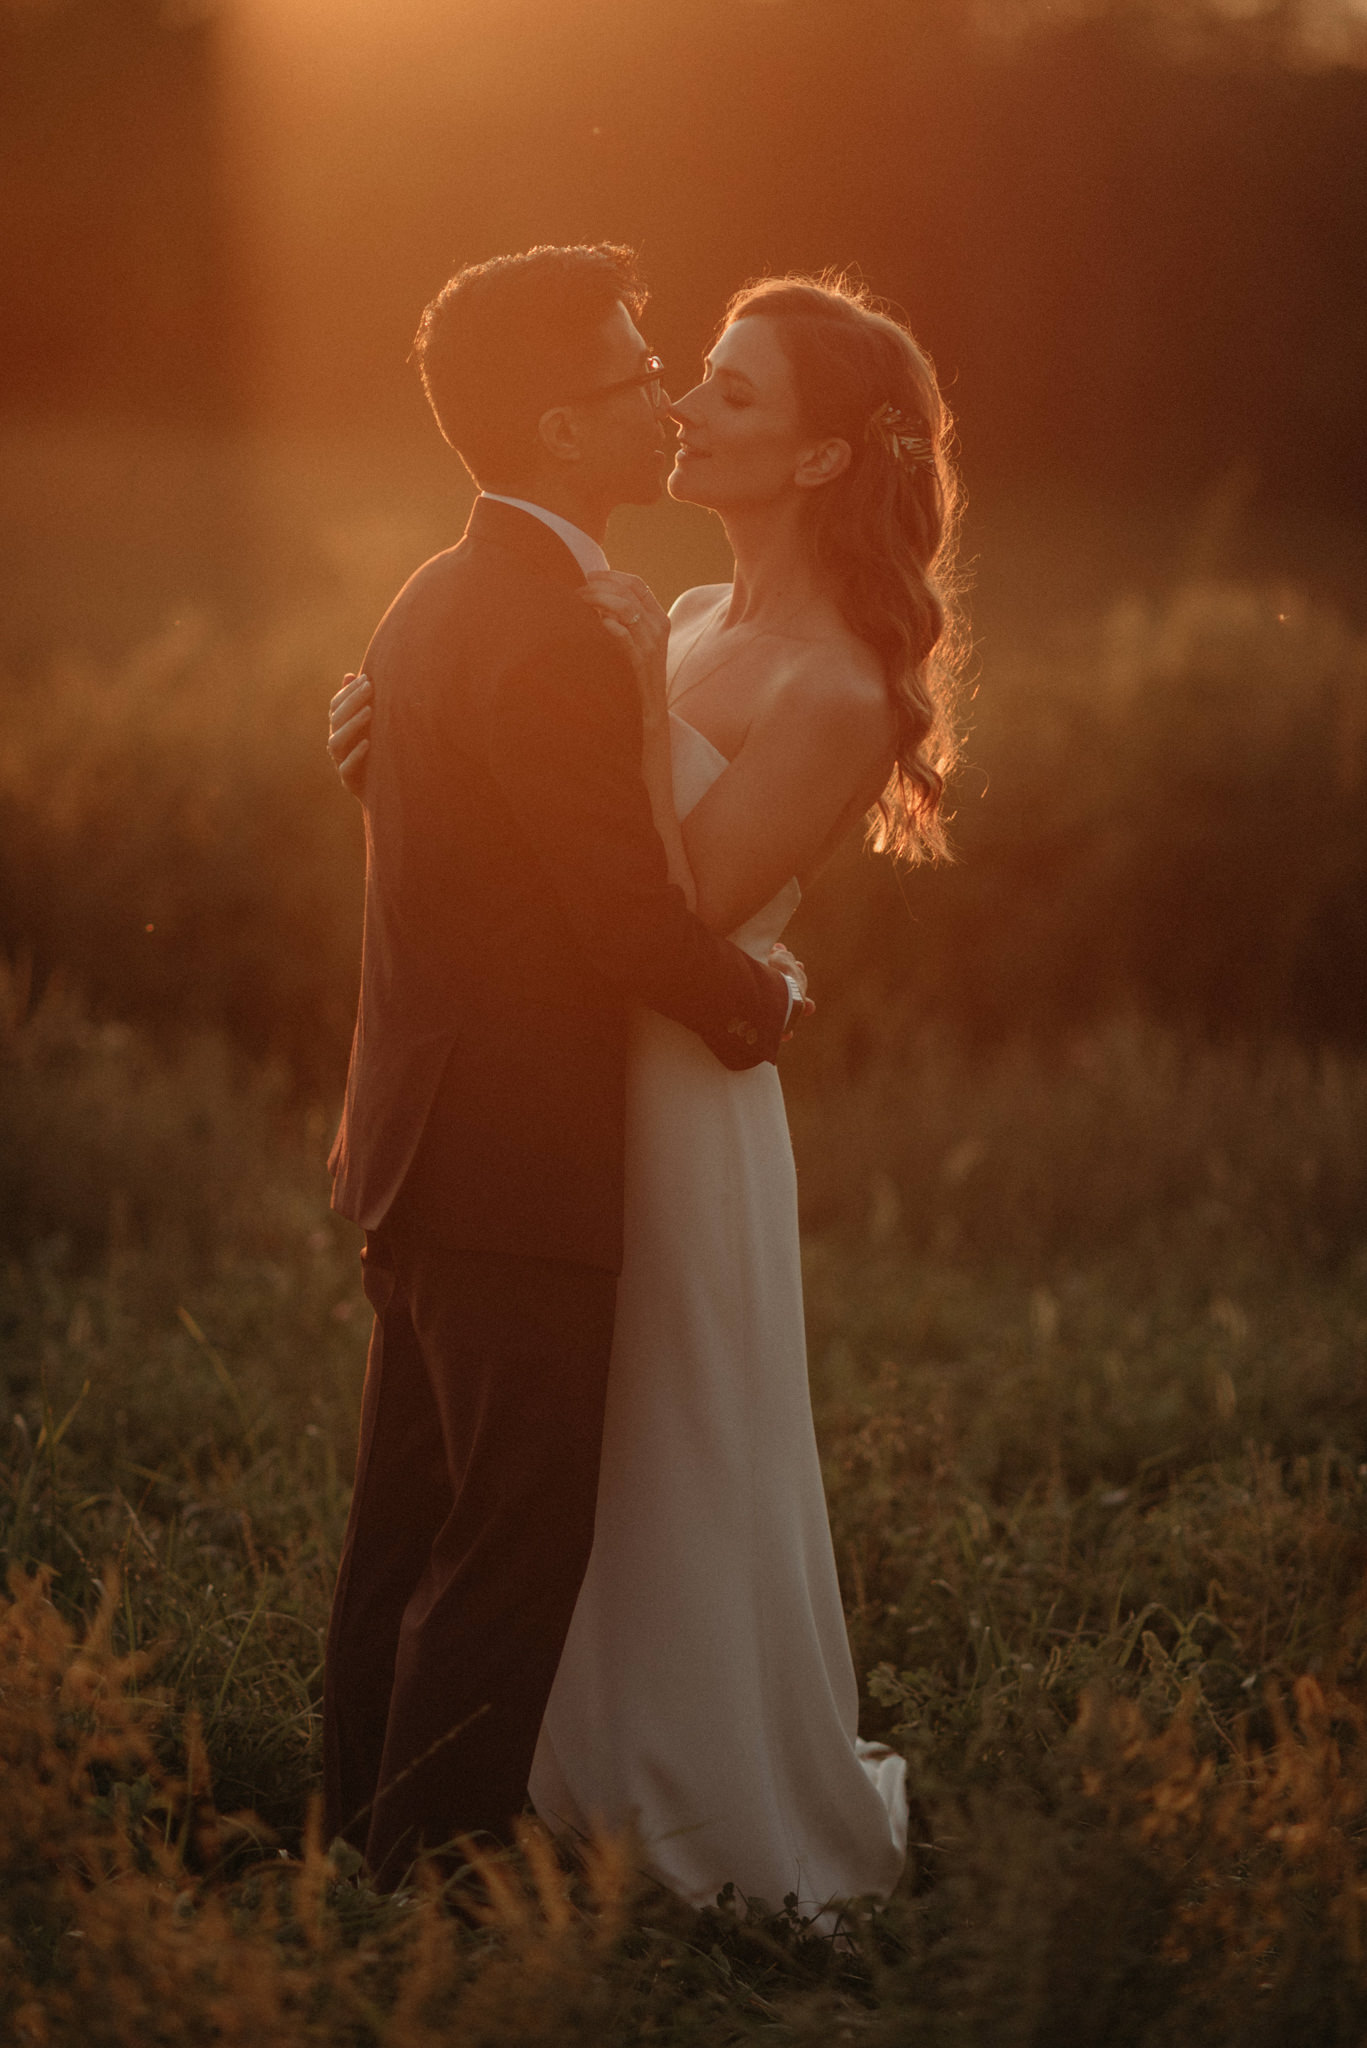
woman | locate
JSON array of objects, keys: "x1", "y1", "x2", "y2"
[{"x1": 328, "y1": 275, "x2": 964, "y2": 1920}]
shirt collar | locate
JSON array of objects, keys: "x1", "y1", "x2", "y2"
[{"x1": 479, "y1": 494, "x2": 609, "y2": 578}]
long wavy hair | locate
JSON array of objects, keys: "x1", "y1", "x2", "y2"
[{"x1": 720, "y1": 275, "x2": 968, "y2": 862}]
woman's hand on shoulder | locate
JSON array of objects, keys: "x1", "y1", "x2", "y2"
[
  {"x1": 579, "y1": 571, "x2": 670, "y2": 730},
  {"x1": 328, "y1": 672, "x2": 373, "y2": 799}
]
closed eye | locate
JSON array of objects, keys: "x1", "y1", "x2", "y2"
[
  {"x1": 702, "y1": 355, "x2": 756, "y2": 402},
  {"x1": 702, "y1": 361, "x2": 755, "y2": 409}
]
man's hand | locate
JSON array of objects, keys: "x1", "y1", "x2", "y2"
[{"x1": 328, "y1": 672, "x2": 373, "y2": 798}]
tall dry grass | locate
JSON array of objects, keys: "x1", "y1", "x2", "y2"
[{"x1": 3, "y1": 968, "x2": 1367, "y2": 2041}]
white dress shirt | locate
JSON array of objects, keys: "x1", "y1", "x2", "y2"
[{"x1": 480, "y1": 493, "x2": 609, "y2": 577}]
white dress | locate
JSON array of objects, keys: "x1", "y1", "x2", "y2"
[{"x1": 528, "y1": 713, "x2": 908, "y2": 1919}]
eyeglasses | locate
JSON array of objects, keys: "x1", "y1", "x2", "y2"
[{"x1": 563, "y1": 354, "x2": 666, "y2": 409}]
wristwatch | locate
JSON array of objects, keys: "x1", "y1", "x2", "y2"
[{"x1": 781, "y1": 973, "x2": 803, "y2": 1029}]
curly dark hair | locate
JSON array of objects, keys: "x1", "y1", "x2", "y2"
[
  {"x1": 413, "y1": 244, "x2": 648, "y2": 487},
  {"x1": 721, "y1": 274, "x2": 968, "y2": 864}
]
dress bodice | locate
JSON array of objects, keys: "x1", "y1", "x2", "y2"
[{"x1": 668, "y1": 713, "x2": 801, "y2": 963}]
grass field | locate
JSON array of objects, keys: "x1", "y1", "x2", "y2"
[
  {"x1": 3, "y1": 965, "x2": 1367, "y2": 2043},
  {"x1": 3, "y1": 444, "x2": 1367, "y2": 2038}
]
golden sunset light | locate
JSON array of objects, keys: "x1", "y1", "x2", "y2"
[{"x1": 3, "y1": 0, "x2": 1367, "y2": 2033}]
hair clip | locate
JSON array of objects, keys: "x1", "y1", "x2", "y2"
[{"x1": 867, "y1": 401, "x2": 934, "y2": 469}]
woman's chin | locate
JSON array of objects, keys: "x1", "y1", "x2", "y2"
[{"x1": 667, "y1": 458, "x2": 716, "y2": 508}]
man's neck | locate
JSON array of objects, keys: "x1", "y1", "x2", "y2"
[{"x1": 486, "y1": 476, "x2": 610, "y2": 546}]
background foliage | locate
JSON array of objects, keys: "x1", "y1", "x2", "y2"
[{"x1": 3, "y1": 529, "x2": 1366, "y2": 1078}]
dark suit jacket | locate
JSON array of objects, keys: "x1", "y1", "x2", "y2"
[{"x1": 329, "y1": 496, "x2": 790, "y2": 1272}]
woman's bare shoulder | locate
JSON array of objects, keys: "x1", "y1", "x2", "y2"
[
  {"x1": 668, "y1": 582, "x2": 731, "y2": 625},
  {"x1": 773, "y1": 631, "x2": 894, "y2": 748}
]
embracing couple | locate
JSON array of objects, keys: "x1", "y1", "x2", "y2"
[{"x1": 322, "y1": 243, "x2": 963, "y2": 1917}]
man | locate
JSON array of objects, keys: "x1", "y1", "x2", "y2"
[{"x1": 322, "y1": 244, "x2": 800, "y2": 1887}]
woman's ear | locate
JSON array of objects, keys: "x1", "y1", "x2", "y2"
[
  {"x1": 537, "y1": 404, "x2": 585, "y2": 463},
  {"x1": 794, "y1": 437, "x2": 852, "y2": 491}
]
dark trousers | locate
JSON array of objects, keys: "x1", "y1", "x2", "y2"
[{"x1": 321, "y1": 1220, "x2": 617, "y2": 1887}]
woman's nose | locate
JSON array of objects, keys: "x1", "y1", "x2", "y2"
[{"x1": 664, "y1": 386, "x2": 701, "y2": 425}]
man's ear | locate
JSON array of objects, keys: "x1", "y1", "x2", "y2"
[
  {"x1": 537, "y1": 404, "x2": 585, "y2": 463},
  {"x1": 794, "y1": 437, "x2": 851, "y2": 491}
]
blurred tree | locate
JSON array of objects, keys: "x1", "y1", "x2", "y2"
[
  {"x1": 0, "y1": 0, "x2": 238, "y2": 424},
  {"x1": 0, "y1": 0, "x2": 1363, "y2": 492}
]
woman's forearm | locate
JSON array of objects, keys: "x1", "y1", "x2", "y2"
[{"x1": 642, "y1": 716, "x2": 698, "y2": 912}]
